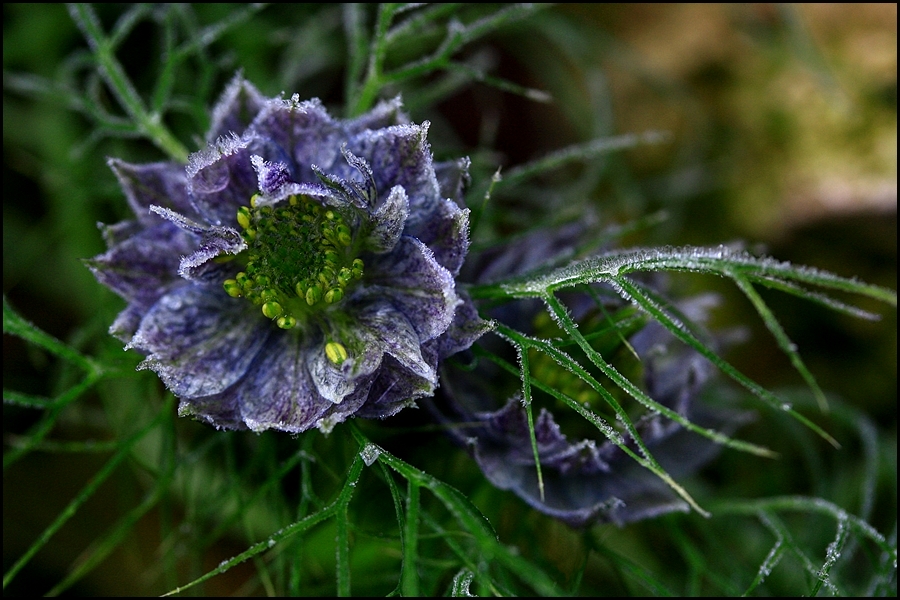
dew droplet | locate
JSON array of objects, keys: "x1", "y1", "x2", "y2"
[{"x1": 360, "y1": 443, "x2": 383, "y2": 466}]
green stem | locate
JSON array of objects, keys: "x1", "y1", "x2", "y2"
[
  {"x1": 348, "y1": 3, "x2": 398, "y2": 116},
  {"x1": 728, "y1": 270, "x2": 829, "y2": 412},
  {"x1": 3, "y1": 400, "x2": 170, "y2": 590},
  {"x1": 401, "y1": 480, "x2": 420, "y2": 597},
  {"x1": 68, "y1": 3, "x2": 190, "y2": 162}
]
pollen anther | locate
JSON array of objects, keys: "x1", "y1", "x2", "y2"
[{"x1": 325, "y1": 341, "x2": 348, "y2": 365}]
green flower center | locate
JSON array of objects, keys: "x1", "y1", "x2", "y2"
[{"x1": 222, "y1": 194, "x2": 364, "y2": 338}]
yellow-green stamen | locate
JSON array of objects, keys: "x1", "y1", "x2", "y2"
[{"x1": 325, "y1": 341, "x2": 348, "y2": 365}]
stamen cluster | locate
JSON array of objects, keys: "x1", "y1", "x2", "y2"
[{"x1": 223, "y1": 194, "x2": 363, "y2": 330}]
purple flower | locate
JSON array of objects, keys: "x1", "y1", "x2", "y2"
[
  {"x1": 88, "y1": 75, "x2": 489, "y2": 433},
  {"x1": 429, "y1": 226, "x2": 750, "y2": 526}
]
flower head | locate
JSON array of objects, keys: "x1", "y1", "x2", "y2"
[
  {"x1": 88, "y1": 75, "x2": 489, "y2": 433},
  {"x1": 429, "y1": 225, "x2": 750, "y2": 526}
]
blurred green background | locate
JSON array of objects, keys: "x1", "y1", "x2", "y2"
[{"x1": 4, "y1": 4, "x2": 896, "y2": 596}]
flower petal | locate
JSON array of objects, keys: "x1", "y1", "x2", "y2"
[
  {"x1": 87, "y1": 222, "x2": 195, "y2": 342},
  {"x1": 250, "y1": 155, "x2": 294, "y2": 196},
  {"x1": 187, "y1": 134, "x2": 258, "y2": 226},
  {"x1": 346, "y1": 121, "x2": 469, "y2": 275},
  {"x1": 314, "y1": 380, "x2": 376, "y2": 434},
  {"x1": 465, "y1": 220, "x2": 587, "y2": 284},
  {"x1": 307, "y1": 300, "x2": 437, "y2": 405},
  {"x1": 99, "y1": 220, "x2": 144, "y2": 247},
  {"x1": 353, "y1": 302, "x2": 436, "y2": 382},
  {"x1": 434, "y1": 157, "x2": 471, "y2": 206},
  {"x1": 306, "y1": 344, "x2": 377, "y2": 405},
  {"x1": 249, "y1": 95, "x2": 343, "y2": 182},
  {"x1": 208, "y1": 73, "x2": 266, "y2": 141},
  {"x1": 129, "y1": 285, "x2": 270, "y2": 399},
  {"x1": 235, "y1": 333, "x2": 331, "y2": 432},
  {"x1": 454, "y1": 396, "x2": 690, "y2": 527},
  {"x1": 87, "y1": 221, "x2": 191, "y2": 305},
  {"x1": 181, "y1": 332, "x2": 335, "y2": 433},
  {"x1": 354, "y1": 352, "x2": 438, "y2": 420},
  {"x1": 148, "y1": 205, "x2": 246, "y2": 282},
  {"x1": 362, "y1": 237, "x2": 459, "y2": 342},
  {"x1": 365, "y1": 184, "x2": 408, "y2": 253},
  {"x1": 347, "y1": 123, "x2": 442, "y2": 222},
  {"x1": 178, "y1": 390, "x2": 245, "y2": 431},
  {"x1": 432, "y1": 290, "x2": 750, "y2": 527},
  {"x1": 408, "y1": 197, "x2": 470, "y2": 276},
  {"x1": 176, "y1": 228, "x2": 246, "y2": 283},
  {"x1": 434, "y1": 290, "x2": 493, "y2": 360},
  {"x1": 109, "y1": 159, "x2": 196, "y2": 225}
]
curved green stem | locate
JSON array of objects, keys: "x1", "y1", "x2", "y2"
[{"x1": 68, "y1": 3, "x2": 190, "y2": 162}]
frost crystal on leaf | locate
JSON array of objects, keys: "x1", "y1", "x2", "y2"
[{"x1": 88, "y1": 74, "x2": 488, "y2": 434}]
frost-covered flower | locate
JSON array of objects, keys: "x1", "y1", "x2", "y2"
[
  {"x1": 88, "y1": 75, "x2": 489, "y2": 433},
  {"x1": 428, "y1": 225, "x2": 749, "y2": 526}
]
